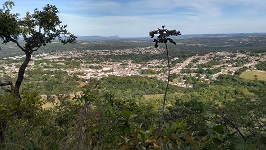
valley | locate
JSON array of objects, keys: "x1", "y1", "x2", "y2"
[
  {"x1": 1, "y1": 34, "x2": 266, "y2": 149},
  {"x1": 1, "y1": 34, "x2": 266, "y2": 96}
]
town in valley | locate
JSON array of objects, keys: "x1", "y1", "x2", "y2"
[{"x1": 1, "y1": 34, "x2": 266, "y2": 98}]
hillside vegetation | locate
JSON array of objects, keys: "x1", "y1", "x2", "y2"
[
  {"x1": 1, "y1": 73, "x2": 266, "y2": 149},
  {"x1": 1, "y1": 1, "x2": 266, "y2": 149},
  {"x1": 1, "y1": 35, "x2": 266, "y2": 149}
]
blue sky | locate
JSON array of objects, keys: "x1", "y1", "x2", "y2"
[{"x1": 7, "y1": 0, "x2": 266, "y2": 37}]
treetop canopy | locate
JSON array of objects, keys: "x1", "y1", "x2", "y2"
[{"x1": 0, "y1": 1, "x2": 76, "y2": 53}]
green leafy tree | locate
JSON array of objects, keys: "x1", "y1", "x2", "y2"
[
  {"x1": 0, "y1": 0, "x2": 76, "y2": 144},
  {"x1": 0, "y1": 1, "x2": 76, "y2": 100}
]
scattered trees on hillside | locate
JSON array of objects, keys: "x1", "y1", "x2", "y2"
[
  {"x1": 1, "y1": 74, "x2": 265, "y2": 149},
  {"x1": 256, "y1": 61, "x2": 266, "y2": 71},
  {"x1": 0, "y1": 2, "x2": 265, "y2": 149}
]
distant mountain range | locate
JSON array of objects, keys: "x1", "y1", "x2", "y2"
[
  {"x1": 77, "y1": 35, "x2": 123, "y2": 41},
  {"x1": 77, "y1": 33, "x2": 266, "y2": 41}
]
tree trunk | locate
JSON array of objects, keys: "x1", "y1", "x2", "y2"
[
  {"x1": 14, "y1": 53, "x2": 31, "y2": 102},
  {"x1": 0, "y1": 120, "x2": 7, "y2": 144},
  {"x1": 0, "y1": 50, "x2": 31, "y2": 145},
  {"x1": 159, "y1": 43, "x2": 170, "y2": 136}
]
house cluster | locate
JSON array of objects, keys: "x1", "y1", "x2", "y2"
[{"x1": 1, "y1": 47, "x2": 266, "y2": 89}]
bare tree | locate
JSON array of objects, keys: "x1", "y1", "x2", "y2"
[{"x1": 149, "y1": 26, "x2": 181, "y2": 136}]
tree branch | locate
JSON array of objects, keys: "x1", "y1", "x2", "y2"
[
  {"x1": 32, "y1": 46, "x2": 40, "y2": 52},
  {"x1": 9, "y1": 37, "x2": 25, "y2": 52},
  {"x1": 0, "y1": 81, "x2": 12, "y2": 86},
  {"x1": 0, "y1": 81, "x2": 13, "y2": 93},
  {"x1": 223, "y1": 117, "x2": 247, "y2": 141}
]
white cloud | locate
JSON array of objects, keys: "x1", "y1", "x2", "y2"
[{"x1": 8, "y1": 0, "x2": 266, "y2": 36}]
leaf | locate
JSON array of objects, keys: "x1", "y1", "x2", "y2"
[
  {"x1": 141, "y1": 146, "x2": 147, "y2": 150},
  {"x1": 152, "y1": 139, "x2": 160, "y2": 148},
  {"x1": 119, "y1": 144, "x2": 130, "y2": 150},
  {"x1": 213, "y1": 125, "x2": 224, "y2": 134},
  {"x1": 153, "y1": 142, "x2": 160, "y2": 149},
  {"x1": 170, "y1": 133, "x2": 180, "y2": 141},
  {"x1": 130, "y1": 113, "x2": 138, "y2": 119},
  {"x1": 120, "y1": 110, "x2": 137, "y2": 122},
  {"x1": 145, "y1": 139, "x2": 152, "y2": 145},
  {"x1": 121, "y1": 110, "x2": 131, "y2": 121},
  {"x1": 198, "y1": 130, "x2": 208, "y2": 136},
  {"x1": 90, "y1": 139, "x2": 93, "y2": 145},
  {"x1": 138, "y1": 131, "x2": 146, "y2": 143},
  {"x1": 202, "y1": 136, "x2": 208, "y2": 142},
  {"x1": 213, "y1": 137, "x2": 222, "y2": 146},
  {"x1": 227, "y1": 136, "x2": 247, "y2": 150}
]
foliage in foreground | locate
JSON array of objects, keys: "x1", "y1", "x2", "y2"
[{"x1": 0, "y1": 75, "x2": 265, "y2": 149}]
